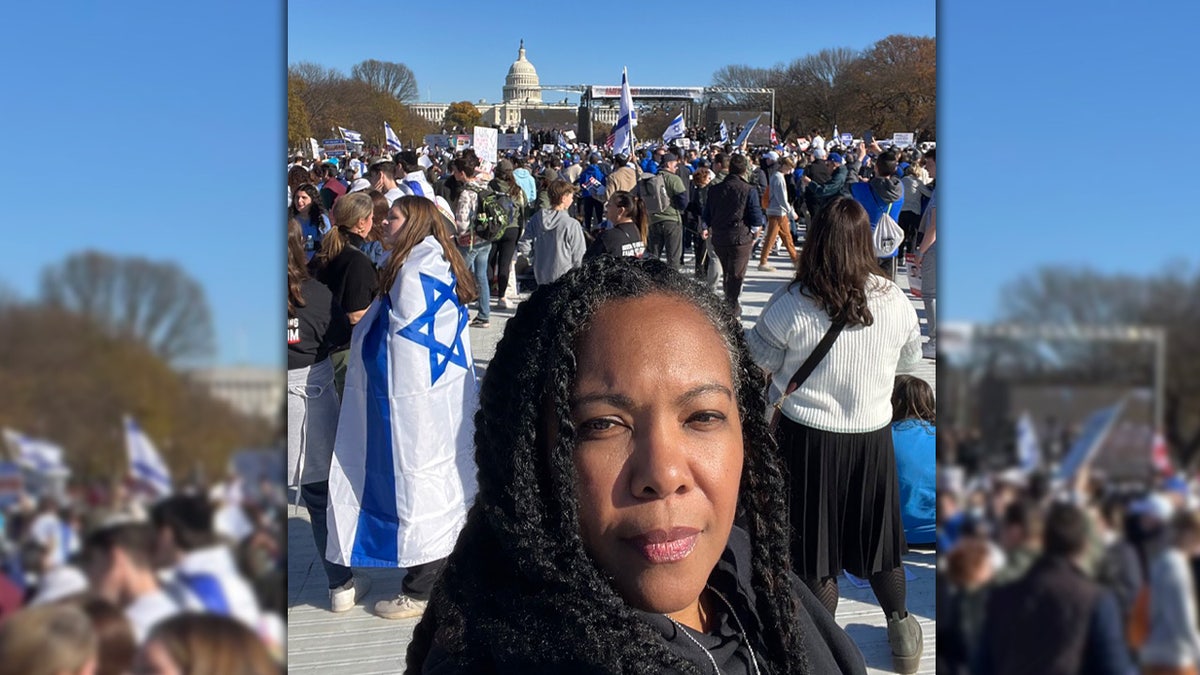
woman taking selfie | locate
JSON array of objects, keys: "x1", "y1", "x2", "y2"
[{"x1": 405, "y1": 256, "x2": 865, "y2": 674}]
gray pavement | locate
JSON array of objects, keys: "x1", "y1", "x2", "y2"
[{"x1": 287, "y1": 247, "x2": 935, "y2": 674}]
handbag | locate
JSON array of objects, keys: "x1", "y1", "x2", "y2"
[{"x1": 767, "y1": 319, "x2": 846, "y2": 433}]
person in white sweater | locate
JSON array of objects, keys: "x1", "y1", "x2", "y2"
[
  {"x1": 746, "y1": 196, "x2": 923, "y2": 674},
  {"x1": 1143, "y1": 510, "x2": 1200, "y2": 672}
]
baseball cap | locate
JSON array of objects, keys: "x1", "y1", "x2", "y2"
[
  {"x1": 828, "y1": 152, "x2": 843, "y2": 165},
  {"x1": 765, "y1": 151, "x2": 779, "y2": 162},
  {"x1": 348, "y1": 178, "x2": 372, "y2": 193},
  {"x1": 368, "y1": 155, "x2": 394, "y2": 169},
  {"x1": 661, "y1": 152, "x2": 678, "y2": 163},
  {"x1": 811, "y1": 148, "x2": 828, "y2": 160}
]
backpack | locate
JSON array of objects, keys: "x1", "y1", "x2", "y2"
[
  {"x1": 469, "y1": 187, "x2": 514, "y2": 242},
  {"x1": 636, "y1": 173, "x2": 671, "y2": 214},
  {"x1": 873, "y1": 206, "x2": 904, "y2": 258}
]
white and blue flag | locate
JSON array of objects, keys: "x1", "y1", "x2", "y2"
[
  {"x1": 662, "y1": 111, "x2": 686, "y2": 143},
  {"x1": 734, "y1": 114, "x2": 761, "y2": 147},
  {"x1": 338, "y1": 126, "x2": 363, "y2": 144},
  {"x1": 2, "y1": 429, "x2": 69, "y2": 475},
  {"x1": 719, "y1": 120, "x2": 729, "y2": 143},
  {"x1": 125, "y1": 416, "x2": 172, "y2": 497},
  {"x1": 611, "y1": 67, "x2": 638, "y2": 156},
  {"x1": 1056, "y1": 398, "x2": 1127, "y2": 481},
  {"x1": 1015, "y1": 411, "x2": 1041, "y2": 472},
  {"x1": 384, "y1": 121, "x2": 402, "y2": 151},
  {"x1": 327, "y1": 235, "x2": 479, "y2": 568}
]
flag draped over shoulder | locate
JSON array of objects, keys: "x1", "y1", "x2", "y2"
[
  {"x1": 326, "y1": 235, "x2": 479, "y2": 568},
  {"x1": 125, "y1": 416, "x2": 172, "y2": 497},
  {"x1": 611, "y1": 67, "x2": 637, "y2": 156},
  {"x1": 662, "y1": 111, "x2": 685, "y2": 143},
  {"x1": 384, "y1": 121, "x2": 402, "y2": 151}
]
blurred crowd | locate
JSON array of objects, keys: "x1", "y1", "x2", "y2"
[{"x1": 0, "y1": 474, "x2": 285, "y2": 675}]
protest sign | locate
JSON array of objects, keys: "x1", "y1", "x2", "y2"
[
  {"x1": 892, "y1": 132, "x2": 915, "y2": 147},
  {"x1": 473, "y1": 127, "x2": 498, "y2": 164},
  {"x1": 322, "y1": 139, "x2": 348, "y2": 157}
]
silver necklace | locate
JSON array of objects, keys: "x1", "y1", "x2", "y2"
[{"x1": 664, "y1": 585, "x2": 762, "y2": 675}]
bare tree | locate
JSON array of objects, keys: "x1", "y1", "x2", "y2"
[
  {"x1": 40, "y1": 251, "x2": 216, "y2": 364},
  {"x1": 350, "y1": 59, "x2": 419, "y2": 102}
]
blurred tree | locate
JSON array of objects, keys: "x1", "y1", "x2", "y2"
[
  {"x1": 290, "y1": 62, "x2": 435, "y2": 148},
  {"x1": 39, "y1": 251, "x2": 215, "y2": 365},
  {"x1": 350, "y1": 59, "x2": 419, "y2": 102},
  {"x1": 0, "y1": 304, "x2": 273, "y2": 481},
  {"x1": 842, "y1": 35, "x2": 937, "y2": 141},
  {"x1": 443, "y1": 101, "x2": 482, "y2": 132},
  {"x1": 288, "y1": 75, "x2": 311, "y2": 147},
  {"x1": 1001, "y1": 265, "x2": 1200, "y2": 469}
]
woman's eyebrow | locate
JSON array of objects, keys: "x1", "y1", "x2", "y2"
[
  {"x1": 569, "y1": 384, "x2": 733, "y2": 410},
  {"x1": 570, "y1": 392, "x2": 635, "y2": 410},
  {"x1": 674, "y1": 383, "x2": 734, "y2": 406}
]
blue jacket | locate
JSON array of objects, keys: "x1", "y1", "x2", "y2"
[
  {"x1": 850, "y1": 179, "x2": 905, "y2": 258},
  {"x1": 641, "y1": 157, "x2": 659, "y2": 175},
  {"x1": 512, "y1": 168, "x2": 537, "y2": 205},
  {"x1": 577, "y1": 164, "x2": 607, "y2": 199}
]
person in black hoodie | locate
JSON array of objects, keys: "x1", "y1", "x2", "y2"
[{"x1": 404, "y1": 256, "x2": 866, "y2": 674}]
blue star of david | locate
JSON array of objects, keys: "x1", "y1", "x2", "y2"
[{"x1": 397, "y1": 272, "x2": 470, "y2": 385}]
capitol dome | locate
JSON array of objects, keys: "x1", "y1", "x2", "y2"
[{"x1": 503, "y1": 40, "x2": 542, "y2": 104}]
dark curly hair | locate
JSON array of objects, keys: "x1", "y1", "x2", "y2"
[{"x1": 406, "y1": 255, "x2": 807, "y2": 673}]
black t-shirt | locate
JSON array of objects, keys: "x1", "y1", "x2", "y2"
[
  {"x1": 288, "y1": 278, "x2": 351, "y2": 370},
  {"x1": 315, "y1": 233, "x2": 378, "y2": 317},
  {"x1": 584, "y1": 221, "x2": 645, "y2": 260}
]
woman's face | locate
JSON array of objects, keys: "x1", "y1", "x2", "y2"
[
  {"x1": 604, "y1": 200, "x2": 622, "y2": 224},
  {"x1": 383, "y1": 205, "x2": 406, "y2": 242},
  {"x1": 295, "y1": 191, "x2": 312, "y2": 211},
  {"x1": 133, "y1": 638, "x2": 181, "y2": 675},
  {"x1": 570, "y1": 294, "x2": 743, "y2": 621}
]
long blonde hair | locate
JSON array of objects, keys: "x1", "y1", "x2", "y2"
[
  {"x1": 379, "y1": 196, "x2": 477, "y2": 305},
  {"x1": 0, "y1": 604, "x2": 96, "y2": 675},
  {"x1": 315, "y1": 192, "x2": 373, "y2": 269}
]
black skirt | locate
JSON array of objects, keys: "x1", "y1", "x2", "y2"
[{"x1": 776, "y1": 416, "x2": 907, "y2": 580}]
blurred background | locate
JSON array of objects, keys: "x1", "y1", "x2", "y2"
[
  {"x1": 0, "y1": 2, "x2": 285, "y2": 673},
  {"x1": 938, "y1": 2, "x2": 1200, "y2": 673}
]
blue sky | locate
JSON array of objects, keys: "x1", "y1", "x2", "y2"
[
  {"x1": 287, "y1": 2, "x2": 935, "y2": 105},
  {"x1": 1, "y1": 1, "x2": 282, "y2": 367},
  {"x1": 940, "y1": 2, "x2": 1200, "y2": 320}
]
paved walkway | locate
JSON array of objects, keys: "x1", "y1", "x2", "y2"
[{"x1": 288, "y1": 247, "x2": 935, "y2": 674}]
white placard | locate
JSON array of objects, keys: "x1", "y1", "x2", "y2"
[
  {"x1": 473, "y1": 127, "x2": 498, "y2": 164},
  {"x1": 892, "y1": 132, "x2": 915, "y2": 148}
]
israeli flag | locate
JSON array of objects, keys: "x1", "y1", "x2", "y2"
[
  {"x1": 326, "y1": 235, "x2": 479, "y2": 568},
  {"x1": 662, "y1": 111, "x2": 685, "y2": 143},
  {"x1": 125, "y1": 416, "x2": 172, "y2": 497},
  {"x1": 1015, "y1": 411, "x2": 1041, "y2": 472},
  {"x1": 384, "y1": 121, "x2": 402, "y2": 151},
  {"x1": 338, "y1": 126, "x2": 363, "y2": 144},
  {"x1": 734, "y1": 114, "x2": 761, "y2": 147},
  {"x1": 1056, "y1": 398, "x2": 1126, "y2": 481},
  {"x1": 2, "y1": 429, "x2": 69, "y2": 475},
  {"x1": 719, "y1": 120, "x2": 729, "y2": 143},
  {"x1": 611, "y1": 67, "x2": 638, "y2": 156}
]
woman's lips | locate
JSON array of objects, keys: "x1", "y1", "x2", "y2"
[{"x1": 625, "y1": 527, "x2": 701, "y2": 563}]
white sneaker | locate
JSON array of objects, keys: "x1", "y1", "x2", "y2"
[
  {"x1": 330, "y1": 575, "x2": 372, "y2": 613},
  {"x1": 374, "y1": 594, "x2": 428, "y2": 620},
  {"x1": 922, "y1": 340, "x2": 937, "y2": 360},
  {"x1": 497, "y1": 297, "x2": 509, "y2": 310}
]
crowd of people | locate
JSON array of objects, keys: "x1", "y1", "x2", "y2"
[
  {"x1": 937, "y1": 417, "x2": 1200, "y2": 674},
  {"x1": 0, "y1": 475, "x2": 286, "y2": 674},
  {"x1": 286, "y1": 129, "x2": 936, "y2": 673}
]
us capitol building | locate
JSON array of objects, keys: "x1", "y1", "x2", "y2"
[{"x1": 410, "y1": 41, "x2": 619, "y2": 130}]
